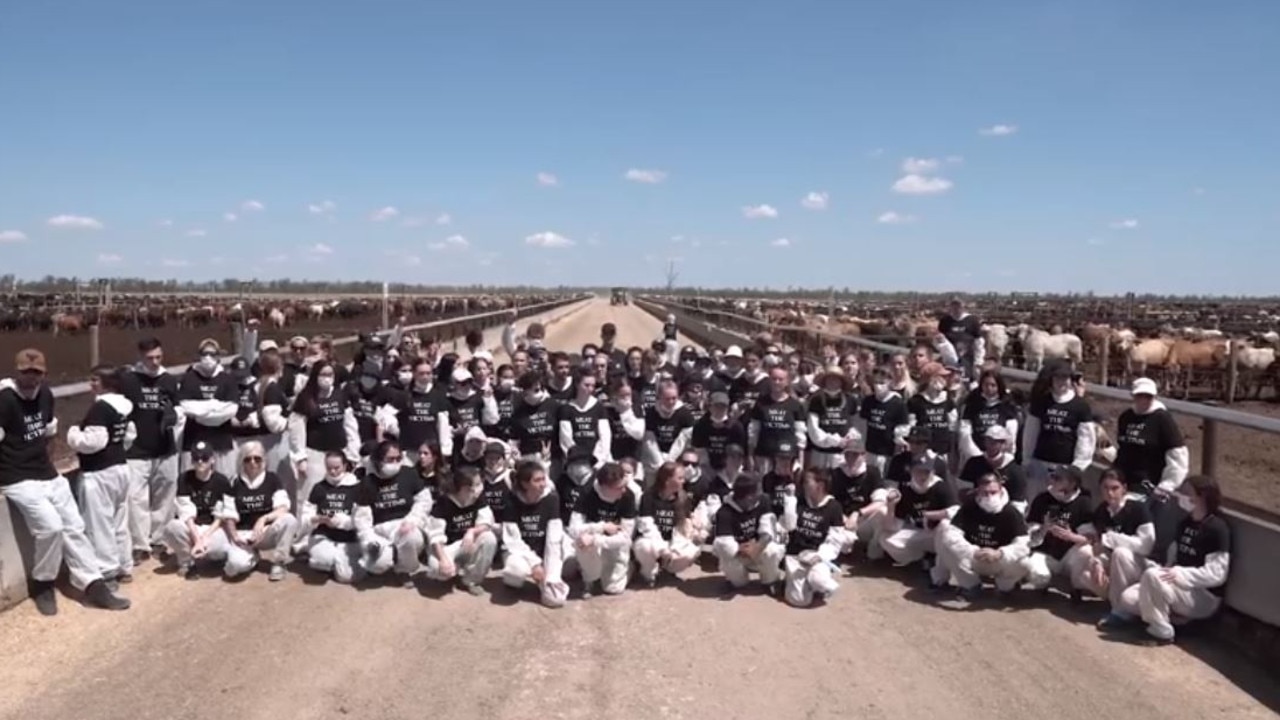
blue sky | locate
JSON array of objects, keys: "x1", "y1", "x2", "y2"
[{"x1": 2, "y1": 1, "x2": 1278, "y2": 295}]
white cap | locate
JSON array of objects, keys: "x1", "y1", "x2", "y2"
[
  {"x1": 1131, "y1": 377, "x2": 1158, "y2": 396},
  {"x1": 257, "y1": 339, "x2": 279, "y2": 352},
  {"x1": 472, "y1": 350, "x2": 494, "y2": 363},
  {"x1": 724, "y1": 345, "x2": 743, "y2": 358},
  {"x1": 452, "y1": 368, "x2": 473, "y2": 384},
  {"x1": 984, "y1": 425, "x2": 1012, "y2": 442},
  {"x1": 465, "y1": 426, "x2": 487, "y2": 443}
]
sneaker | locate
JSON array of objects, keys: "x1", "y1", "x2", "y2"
[
  {"x1": 117, "y1": 573, "x2": 134, "y2": 585},
  {"x1": 104, "y1": 578, "x2": 120, "y2": 593},
  {"x1": 1096, "y1": 612, "x2": 1133, "y2": 631},
  {"x1": 85, "y1": 580, "x2": 131, "y2": 611},
  {"x1": 1142, "y1": 634, "x2": 1175, "y2": 647},
  {"x1": 461, "y1": 580, "x2": 486, "y2": 597},
  {"x1": 30, "y1": 580, "x2": 57, "y2": 617},
  {"x1": 268, "y1": 564, "x2": 287, "y2": 582},
  {"x1": 133, "y1": 549, "x2": 151, "y2": 564},
  {"x1": 181, "y1": 564, "x2": 199, "y2": 581},
  {"x1": 399, "y1": 573, "x2": 416, "y2": 589},
  {"x1": 581, "y1": 581, "x2": 597, "y2": 599},
  {"x1": 719, "y1": 581, "x2": 738, "y2": 600}
]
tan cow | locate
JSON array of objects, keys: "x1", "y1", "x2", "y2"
[{"x1": 1166, "y1": 339, "x2": 1231, "y2": 399}]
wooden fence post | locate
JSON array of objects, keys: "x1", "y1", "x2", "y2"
[
  {"x1": 89, "y1": 324, "x2": 100, "y2": 367},
  {"x1": 1226, "y1": 339, "x2": 1238, "y2": 405},
  {"x1": 1099, "y1": 339, "x2": 1110, "y2": 387},
  {"x1": 231, "y1": 321, "x2": 244, "y2": 356}
]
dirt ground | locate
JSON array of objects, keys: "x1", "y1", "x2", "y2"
[{"x1": 1, "y1": 301, "x2": 1275, "y2": 720}]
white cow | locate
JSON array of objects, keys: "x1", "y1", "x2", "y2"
[
  {"x1": 1234, "y1": 340, "x2": 1277, "y2": 399},
  {"x1": 981, "y1": 323, "x2": 1010, "y2": 363},
  {"x1": 1015, "y1": 324, "x2": 1083, "y2": 372},
  {"x1": 308, "y1": 303, "x2": 326, "y2": 321},
  {"x1": 268, "y1": 307, "x2": 286, "y2": 329}
]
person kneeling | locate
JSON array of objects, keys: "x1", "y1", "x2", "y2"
[
  {"x1": 500, "y1": 461, "x2": 570, "y2": 607},
  {"x1": 300, "y1": 452, "x2": 365, "y2": 584},
  {"x1": 934, "y1": 473, "x2": 1031, "y2": 603},
  {"x1": 355, "y1": 440, "x2": 432, "y2": 586},
  {"x1": 634, "y1": 461, "x2": 700, "y2": 586},
  {"x1": 162, "y1": 441, "x2": 233, "y2": 580},
  {"x1": 712, "y1": 474, "x2": 785, "y2": 597},
  {"x1": 781, "y1": 468, "x2": 846, "y2": 607},
  {"x1": 426, "y1": 466, "x2": 498, "y2": 595},
  {"x1": 216, "y1": 440, "x2": 297, "y2": 581},
  {"x1": 568, "y1": 462, "x2": 637, "y2": 598}
]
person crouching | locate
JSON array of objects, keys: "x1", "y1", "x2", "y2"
[
  {"x1": 878, "y1": 454, "x2": 960, "y2": 572},
  {"x1": 300, "y1": 452, "x2": 365, "y2": 584},
  {"x1": 634, "y1": 461, "x2": 701, "y2": 586},
  {"x1": 1023, "y1": 465, "x2": 1095, "y2": 600},
  {"x1": 568, "y1": 462, "x2": 637, "y2": 598},
  {"x1": 934, "y1": 473, "x2": 1032, "y2": 602},
  {"x1": 713, "y1": 473, "x2": 785, "y2": 597},
  {"x1": 780, "y1": 468, "x2": 846, "y2": 607},
  {"x1": 355, "y1": 440, "x2": 432, "y2": 586},
  {"x1": 216, "y1": 440, "x2": 297, "y2": 581},
  {"x1": 162, "y1": 441, "x2": 233, "y2": 580},
  {"x1": 426, "y1": 466, "x2": 499, "y2": 595},
  {"x1": 500, "y1": 461, "x2": 570, "y2": 608}
]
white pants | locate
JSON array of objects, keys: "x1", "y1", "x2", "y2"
[
  {"x1": 362, "y1": 519, "x2": 427, "y2": 575},
  {"x1": 224, "y1": 515, "x2": 299, "y2": 577},
  {"x1": 126, "y1": 454, "x2": 180, "y2": 551},
  {"x1": 844, "y1": 508, "x2": 886, "y2": 556},
  {"x1": 784, "y1": 555, "x2": 839, "y2": 607},
  {"x1": 298, "y1": 448, "x2": 330, "y2": 513},
  {"x1": 1, "y1": 477, "x2": 102, "y2": 590},
  {"x1": 575, "y1": 538, "x2": 632, "y2": 594},
  {"x1": 878, "y1": 524, "x2": 936, "y2": 567},
  {"x1": 161, "y1": 519, "x2": 231, "y2": 567},
  {"x1": 307, "y1": 535, "x2": 365, "y2": 584},
  {"x1": 179, "y1": 448, "x2": 237, "y2": 480},
  {"x1": 1023, "y1": 546, "x2": 1091, "y2": 590},
  {"x1": 714, "y1": 541, "x2": 785, "y2": 587},
  {"x1": 77, "y1": 464, "x2": 134, "y2": 578},
  {"x1": 502, "y1": 552, "x2": 569, "y2": 608},
  {"x1": 1118, "y1": 566, "x2": 1223, "y2": 640},
  {"x1": 427, "y1": 531, "x2": 498, "y2": 586},
  {"x1": 633, "y1": 534, "x2": 700, "y2": 581},
  {"x1": 806, "y1": 451, "x2": 843, "y2": 470},
  {"x1": 935, "y1": 532, "x2": 1029, "y2": 591},
  {"x1": 1103, "y1": 546, "x2": 1148, "y2": 610}
]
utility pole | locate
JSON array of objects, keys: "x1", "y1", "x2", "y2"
[
  {"x1": 664, "y1": 259, "x2": 679, "y2": 293},
  {"x1": 828, "y1": 286, "x2": 835, "y2": 317}
]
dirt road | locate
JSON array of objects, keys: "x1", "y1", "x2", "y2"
[{"x1": 1, "y1": 300, "x2": 1275, "y2": 720}]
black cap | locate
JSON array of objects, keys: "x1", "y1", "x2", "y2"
[
  {"x1": 1050, "y1": 465, "x2": 1084, "y2": 484},
  {"x1": 910, "y1": 454, "x2": 934, "y2": 472},
  {"x1": 566, "y1": 445, "x2": 595, "y2": 465},
  {"x1": 732, "y1": 473, "x2": 761, "y2": 493},
  {"x1": 775, "y1": 442, "x2": 796, "y2": 457},
  {"x1": 190, "y1": 441, "x2": 214, "y2": 461},
  {"x1": 360, "y1": 359, "x2": 382, "y2": 378},
  {"x1": 908, "y1": 425, "x2": 932, "y2": 443},
  {"x1": 484, "y1": 440, "x2": 507, "y2": 457}
]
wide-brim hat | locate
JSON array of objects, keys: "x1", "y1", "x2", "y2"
[{"x1": 815, "y1": 364, "x2": 853, "y2": 391}]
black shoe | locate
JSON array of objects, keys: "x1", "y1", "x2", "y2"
[
  {"x1": 30, "y1": 580, "x2": 57, "y2": 616},
  {"x1": 85, "y1": 580, "x2": 131, "y2": 611},
  {"x1": 1069, "y1": 590, "x2": 1084, "y2": 605},
  {"x1": 182, "y1": 564, "x2": 199, "y2": 581}
]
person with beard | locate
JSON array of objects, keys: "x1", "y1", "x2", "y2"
[
  {"x1": 691, "y1": 392, "x2": 747, "y2": 476},
  {"x1": 354, "y1": 440, "x2": 431, "y2": 585},
  {"x1": 288, "y1": 360, "x2": 362, "y2": 508},
  {"x1": 501, "y1": 460, "x2": 569, "y2": 607},
  {"x1": 878, "y1": 455, "x2": 960, "y2": 570},
  {"x1": 747, "y1": 366, "x2": 807, "y2": 475},
  {"x1": 426, "y1": 466, "x2": 498, "y2": 595},
  {"x1": 344, "y1": 361, "x2": 386, "y2": 454},
  {"x1": 1023, "y1": 465, "x2": 1095, "y2": 599},
  {"x1": 1113, "y1": 378, "x2": 1189, "y2": 499},
  {"x1": 1108, "y1": 475, "x2": 1230, "y2": 645},
  {"x1": 598, "y1": 323, "x2": 627, "y2": 371},
  {"x1": 482, "y1": 363, "x2": 518, "y2": 440},
  {"x1": 446, "y1": 367, "x2": 500, "y2": 456},
  {"x1": 642, "y1": 380, "x2": 696, "y2": 482},
  {"x1": 121, "y1": 337, "x2": 182, "y2": 560},
  {"x1": 934, "y1": 473, "x2": 1031, "y2": 601},
  {"x1": 546, "y1": 352, "x2": 575, "y2": 404},
  {"x1": 629, "y1": 349, "x2": 664, "y2": 415},
  {"x1": 1023, "y1": 365, "x2": 1096, "y2": 501},
  {"x1": 906, "y1": 363, "x2": 958, "y2": 460},
  {"x1": 713, "y1": 473, "x2": 786, "y2": 597},
  {"x1": 780, "y1": 468, "x2": 846, "y2": 607},
  {"x1": 162, "y1": 441, "x2": 233, "y2": 580},
  {"x1": 634, "y1": 461, "x2": 701, "y2": 586},
  {"x1": 376, "y1": 357, "x2": 453, "y2": 467},
  {"x1": 568, "y1": 462, "x2": 638, "y2": 597},
  {"x1": 605, "y1": 378, "x2": 645, "y2": 464},
  {"x1": 216, "y1": 440, "x2": 298, "y2": 581},
  {"x1": 730, "y1": 348, "x2": 769, "y2": 419},
  {"x1": 299, "y1": 452, "x2": 365, "y2": 584},
  {"x1": 806, "y1": 365, "x2": 860, "y2": 470},
  {"x1": 558, "y1": 371, "x2": 611, "y2": 466},
  {"x1": 228, "y1": 358, "x2": 290, "y2": 479},
  {"x1": 830, "y1": 439, "x2": 890, "y2": 556},
  {"x1": 957, "y1": 426, "x2": 1028, "y2": 511},
  {"x1": 177, "y1": 338, "x2": 240, "y2": 478},
  {"x1": 1085, "y1": 469, "x2": 1158, "y2": 628},
  {"x1": 859, "y1": 367, "x2": 911, "y2": 473},
  {"x1": 510, "y1": 373, "x2": 559, "y2": 470},
  {"x1": 957, "y1": 370, "x2": 1019, "y2": 465},
  {"x1": 886, "y1": 426, "x2": 950, "y2": 488}
]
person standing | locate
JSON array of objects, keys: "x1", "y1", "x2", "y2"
[
  {"x1": 0, "y1": 349, "x2": 130, "y2": 615},
  {"x1": 1114, "y1": 378, "x2": 1189, "y2": 498},
  {"x1": 806, "y1": 366, "x2": 860, "y2": 470},
  {"x1": 1022, "y1": 365, "x2": 1095, "y2": 501},
  {"x1": 121, "y1": 337, "x2": 182, "y2": 560},
  {"x1": 177, "y1": 338, "x2": 240, "y2": 477},
  {"x1": 747, "y1": 367, "x2": 807, "y2": 475},
  {"x1": 939, "y1": 296, "x2": 985, "y2": 378}
]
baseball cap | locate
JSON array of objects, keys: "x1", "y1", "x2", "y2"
[
  {"x1": 452, "y1": 368, "x2": 474, "y2": 384},
  {"x1": 484, "y1": 440, "x2": 507, "y2": 457},
  {"x1": 709, "y1": 391, "x2": 730, "y2": 407},
  {"x1": 15, "y1": 348, "x2": 47, "y2": 373},
  {"x1": 984, "y1": 425, "x2": 1012, "y2": 443},
  {"x1": 908, "y1": 425, "x2": 932, "y2": 443},
  {"x1": 1050, "y1": 465, "x2": 1084, "y2": 484},
  {"x1": 464, "y1": 426, "x2": 487, "y2": 443},
  {"x1": 910, "y1": 454, "x2": 934, "y2": 472},
  {"x1": 190, "y1": 441, "x2": 215, "y2": 461},
  {"x1": 1131, "y1": 377, "x2": 1158, "y2": 396},
  {"x1": 258, "y1": 339, "x2": 279, "y2": 352},
  {"x1": 724, "y1": 345, "x2": 743, "y2": 359},
  {"x1": 775, "y1": 442, "x2": 797, "y2": 457}
]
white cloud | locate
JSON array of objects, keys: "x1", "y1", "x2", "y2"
[
  {"x1": 478, "y1": 252, "x2": 499, "y2": 266},
  {"x1": 877, "y1": 211, "x2": 918, "y2": 225},
  {"x1": 800, "y1": 191, "x2": 829, "y2": 210},
  {"x1": 223, "y1": 212, "x2": 238, "y2": 222},
  {"x1": 979, "y1": 124, "x2": 1019, "y2": 137},
  {"x1": 97, "y1": 253, "x2": 122, "y2": 264},
  {"x1": 742, "y1": 204, "x2": 779, "y2": 219},
  {"x1": 892, "y1": 174, "x2": 954, "y2": 195},
  {"x1": 525, "y1": 231, "x2": 574, "y2": 248},
  {"x1": 0, "y1": 230, "x2": 27, "y2": 243},
  {"x1": 537, "y1": 172, "x2": 559, "y2": 187},
  {"x1": 309, "y1": 242, "x2": 334, "y2": 255},
  {"x1": 428, "y1": 234, "x2": 470, "y2": 251},
  {"x1": 901, "y1": 157, "x2": 941, "y2": 175},
  {"x1": 156, "y1": 219, "x2": 174, "y2": 228},
  {"x1": 770, "y1": 238, "x2": 792, "y2": 247},
  {"x1": 435, "y1": 213, "x2": 452, "y2": 226},
  {"x1": 670, "y1": 235, "x2": 685, "y2": 243},
  {"x1": 185, "y1": 229, "x2": 208, "y2": 238},
  {"x1": 308, "y1": 200, "x2": 336, "y2": 215},
  {"x1": 624, "y1": 168, "x2": 668, "y2": 184},
  {"x1": 1109, "y1": 218, "x2": 1139, "y2": 229},
  {"x1": 161, "y1": 258, "x2": 190, "y2": 268},
  {"x1": 47, "y1": 214, "x2": 104, "y2": 230},
  {"x1": 241, "y1": 199, "x2": 265, "y2": 212},
  {"x1": 370, "y1": 206, "x2": 399, "y2": 222}
]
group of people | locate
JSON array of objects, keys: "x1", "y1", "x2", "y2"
[{"x1": 0, "y1": 298, "x2": 1231, "y2": 645}]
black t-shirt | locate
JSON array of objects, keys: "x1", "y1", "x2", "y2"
[
  {"x1": 714, "y1": 499, "x2": 770, "y2": 543},
  {"x1": 1115, "y1": 409, "x2": 1183, "y2": 493},
  {"x1": 547, "y1": 380, "x2": 575, "y2": 406},
  {"x1": 394, "y1": 386, "x2": 448, "y2": 451},
  {"x1": 729, "y1": 373, "x2": 769, "y2": 411},
  {"x1": 502, "y1": 490, "x2": 561, "y2": 557},
  {"x1": 1091, "y1": 499, "x2": 1153, "y2": 538},
  {"x1": 1171, "y1": 514, "x2": 1232, "y2": 597},
  {"x1": 939, "y1": 314, "x2": 982, "y2": 360},
  {"x1": 559, "y1": 401, "x2": 607, "y2": 455},
  {"x1": 361, "y1": 468, "x2": 427, "y2": 526},
  {"x1": 572, "y1": 485, "x2": 638, "y2": 524},
  {"x1": 895, "y1": 480, "x2": 958, "y2": 529},
  {"x1": 448, "y1": 393, "x2": 485, "y2": 441},
  {"x1": 645, "y1": 405, "x2": 695, "y2": 454},
  {"x1": 76, "y1": 397, "x2": 131, "y2": 472},
  {"x1": 886, "y1": 451, "x2": 950, "y2": 487},
  {"x1": 807, "y1": 392, "x2": 858, "y2": 454},
  {"x1": 511, "y1": 397, "x2": 559, "y2": 456},
  {"x1": 831, "y1": 464, "x2": 886, "y2": 515},
  {"x1": 0, "y1": 386, "x2": 57, "y2": 486},
  {"x1": 308, "y1": 480, "x2": 363, "y2": 543},
  {"x1": 906, "y1": 395, "x2": 956, "y2": 455},
  {"x1": 431, "y1": 495, "x2": 489, "y2": 545},
  {"x1": 121, "y1": 369, "x2": 180, "y2": 459},
  {"x1": 639, "y1": 490, "x2": 681, "y2": 541},
  {"x1": 231, "y1": 472, "x2": 285, "y2": 529},
  {"x1": 751, "y1": 395, "x2": 805, "y2": 456},
  {"x1": 178, "y1": 369, "x2": 239, "y2": 452},
  {"x1": 1027, "y1": 491, "x2": 1094, "y2": 560},
  {"x1": 344, "y1": 382, "x2": 383, "y2": 447},
  {"x1": 957, "y1": 455, "x2": 1028, "y2": 502},
  {"x1": 962, "y1": 396, "x2": 1018, "y2": 449},
  {"x1": 483, "y1": 387, "x2": 516, "y2": 440},
  {"x1": 482, "y1": 473, "x2": 509, "y2": 520},
  {"x1": 690, "y1": 415, "x2": 747, "y2": 470},
  {"x1": 606, "y1": 405, "x2": 641, "y2": 462},
  {"x1": 1033, "y1": 396, "x2": 1092, "y2": 464},
  {"x1": 761, "y1": 471, "x2": 795, "y2": 517},
  {"x1": 176, "y1": 470, "x2": 232, "y2": 526},
  {"x1": 859, "y1": 394, "x2": 909, "y2": 456},
  {"x1": 300, "y1": 391, "x2": 350, "y2": 453},
  {"x1": 787, "y1": 498, "x2": 845, "y2": 555},
  {"x1": 954, "y1": 501, "x2": 1027, "y2": 549},
  {"x1": 629, "y1": 376, "x2": 660, "y2": 415},
  {"x1": 556, "y1": 474, "x2": 593, "y2": 523}
]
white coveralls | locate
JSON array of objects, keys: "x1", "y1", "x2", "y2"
[
  {"x1": 1080, "y1": 508, "x2": 1156, "y2": 608},
  {"x1": 300, "y1": 473, "x2": 366, "y2": 583},
  {"x1": 1020, "y1": 389, "x2": 1096, "y2": 501},
  {"x1": 125, "y1": 368, "x2": 183, "y2": 552},
  {"x1": 633, "y1": 516, "x2": 701, "y2": 582},
  {"x1": 877, "y1": 476, "x2": 959, "y2": 567},
  {"x1": 355, "y1": 473, "x2": 433, "y2": 576},
  {"x1": 161, "y1": 491, "x2": 232, "y2": 569},
  {"x1": 425, "y1": 505, "x2": 499, "y2": 587},
  {"x1": 933, "y1": 508, "x2": 1032, "y2": 591},
  {"x1": 568, "y1": 504, "x2": 636, "y2": 595},
  {"x1": 500, "y1": 491, "x2": 570, "y2": 608},
  {"x1": 67, "y1": 394, "x2": 137, "y2": 580},
  {"x1": 177, "y1": 376, "x2": 240, "y2": 478},
  {"x1": 712, "y1": 500, "x2": 786, "y2": 588},
  {"x1": 287, "y1": 397, "x2": 363, "y2": 512},
  {"x1": 214, "y1": 475, "x2": 298, "y2": 577},
  {"x1": 1115, "y1": 545, "x2": 1229, "y2": 641},
  {"x1": 780, "y1": 497, "x2": 845, "y2": 608}
]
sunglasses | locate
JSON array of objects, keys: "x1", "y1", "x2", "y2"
[
  {"x1": 199, "y1": 351, "x2": 218, "y2": 358},
  {"x1": 680, "y1": 460, "x2": 699, "y2": 467},
  {"x1": 243, "y1": 456, "x2": 264, "y2": 464},
  {"x1": 193, "y1": 455, "x2": 213, "y2": 463}
]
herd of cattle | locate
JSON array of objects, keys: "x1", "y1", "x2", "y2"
[
  {"x1": 0, "y1": 293, "x2": 564, "y2": 335},
  {"x1": 684, "y1": 295, "x2": 1280, "y2": 401}
]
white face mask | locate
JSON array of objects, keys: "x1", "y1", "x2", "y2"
[
  {"x1": 498, "y1": 378, "x2": 515, "y2": 391},
  {"x1": 681, "y1": 360, "x2": 695, "y2": 370},
  {"x1": 873, "y1": 382, "x2": 890, "y2": 398},
  {"x1": 1177, "y1": 494, "x2": 1196, "y2": 513},
  {"x1": 398, "y1": 371, "x2": 413, "y2": 385},
  {"x1": 764, "y1": 354, "x2": 780, "y2": 366},
  {"x1": 198, "y1": 356, "x2": 219, "y2": 374},
  {"x1": 524, "y1": 390, "x2": 547, "y2": 404},
  {"x1": 317, "y1": 377, "x2": 334, "y2": 392},
  {"x1": 379, "y1": 462, "x2": 401, "y2": 478},
  {"x1": 977, "y1": 492, "x2": 1007, "y2": 514},
  {"x1": 325, "y1": 470, "x2": 345, "y2": 484},
  {"x1": 414, "y1": 379, "x2": 432, "y2": 391},
  {"x1": 684, "y1": 465, "x2": 701, "y2": 484}
]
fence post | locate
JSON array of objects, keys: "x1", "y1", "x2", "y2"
[
  {"x1": 89, "y1": 324, "x2": 100, "y2": 367},
  {"x1": 231, "y1": 321, "x2": 244, "y2": 356},
  {"x1": 1099, "y1": 339, "x2": 1110, "y2": 387},
  {"x1": 1201, "y1": 418, "x2": 1218, "y2": 477},
  {"x1": 381, "y1": 281, "x2": 390, "y2": 330},
  {"x1": 1226, "y1": 339, "x2": 1238, "y2": 405}
]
